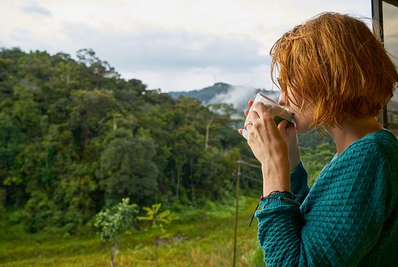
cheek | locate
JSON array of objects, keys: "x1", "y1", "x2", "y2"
[{"x1": 286, "y1": 97, "x2": 302, "y2": 114}]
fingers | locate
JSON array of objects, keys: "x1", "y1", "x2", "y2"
[
  {"x1": 244, "y1": 100, "x2": 255, "y2": 117},
  {"x1": 278, "y1": 120, "x2": 295, "y2": 137},
  {"x1": 247, "y1": 104, "x2": 278, "y2": 141},
  {"x1": 244, "y1": 99, "x2": 255, "y2": 117},
  {"x1": 252, "y1": 102, "x2": 271, "y2": 115},
  {"x1": 284, "y1": 121, "x2": 297, "y2": 137},
  {"x1": 244, "y1": 121, "x2": 253, "y2": 129},
  {"x1": 251, "y1": 103, "x2": 273, "y2": 128},
  {"x1": 278, "y1": 120, "x2": 288, "y2": 137},
  {"x1": 278, "y1": 121, "x2": 299, "y2": 150},
  {"x1": 242, "y1": 101, "x2": 279, "y2": 139},
  {"x1": 240, "y1": 100, "x2": 255, "y2": 137}
]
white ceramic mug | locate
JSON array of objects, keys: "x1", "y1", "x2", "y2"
[{"x1": 242, "y1": 93, "x2": 294, "y2": 139}]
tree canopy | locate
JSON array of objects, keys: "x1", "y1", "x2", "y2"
[
  {"x1": 0, "y1": 48, "x2": 249, "y2": 233},
  {"x1": 0, "y1": 47, "x2": 334, "y2": 234}
]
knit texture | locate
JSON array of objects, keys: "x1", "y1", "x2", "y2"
[{"x1": 255, "y1": 129, "x2": 398, "y2": 267}]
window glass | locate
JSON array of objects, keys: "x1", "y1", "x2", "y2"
[{"x1": 383, "y1": 1, "x2": 398, "y2": 131}]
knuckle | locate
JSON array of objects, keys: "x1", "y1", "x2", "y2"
[
  {"x1": 262, "y1": 113, "x2": 274, "y2": 122},
  {"x1": 253, "y1": 102, "x2": 263, "y2": 110}
]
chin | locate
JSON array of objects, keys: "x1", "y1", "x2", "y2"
[{"x1": 295, "y1": 123, "x2": 315, "y2": 135}]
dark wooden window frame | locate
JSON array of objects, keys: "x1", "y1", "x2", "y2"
[{"x1": 372, "y1": 0, "x2": 398, "y2": 128}]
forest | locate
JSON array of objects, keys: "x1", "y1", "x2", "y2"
[{"x1": 0, "y1": 47, "x2": 335, "y2": 266}]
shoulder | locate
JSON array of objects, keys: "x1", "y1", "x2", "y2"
[
  {"x1": 340, "y1": 129, "x2": 398, "y2": 164},
  {"x1": 322, "y1": 130, "x2": 398, "y2": 190},
  {"x1": 305, "y1": 130, "x2": 396, "y2": 211},
  {"x1": 314, "y1": 130, "x2": 397, "y2": 184}
]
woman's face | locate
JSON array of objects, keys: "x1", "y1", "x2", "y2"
[{"x1": 278, "y1": 88, "x2": 314, "y2": 134}]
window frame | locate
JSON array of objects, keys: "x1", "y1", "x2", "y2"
[{"x1": 371, "y1": 0, "x2": 398, "y2": 129}]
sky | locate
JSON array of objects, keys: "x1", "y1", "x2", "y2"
[{"x1": 0, "y1": 0, "x2": 373, "y2": 92}]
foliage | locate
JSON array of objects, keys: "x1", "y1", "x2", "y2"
[
  {"x1": 0, "y1": 197, "x2": 260, "y2": 267},
  {"x1": 0, "y1": 47, "x2": 247, "y2": 233},
  {"x1": 94, "y1": 198, "x2": 138, "y2": 267},
  {"x1": 0, "y1": 47, "x2": 335, "y2": 236},
  {"x1": 299, "y1": 132, "x2": 336, "y2": 186},
  {"x1": 252, "y1": 247, "x2": 266, "y2": 267},
  {"x1": 97, "y1": 129, "x2": 158, "y2": 206},
  {"x1": 94, "y1": 198, "x2": 138, "y2": 241},
  {"x1": 138, "y1": 203, "x2": 176, "y2": 266},
  {"x1": 138, "y1": 203, "x2": 176, "y2": 230}
]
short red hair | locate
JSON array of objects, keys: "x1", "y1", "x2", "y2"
[{"x1": 271, "y1": 12, "x2": 398, "y2": 128}]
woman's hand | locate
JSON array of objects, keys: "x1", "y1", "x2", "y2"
[
  {"x1": 244, "y1": 102, "x2": 291, "y2": 194},
  {"x1": 277, "y1": 120, "x2": 301, "y2": 171},
  {"x1": 239, "y1": 100, "x2": 301, "y2": 171},
  {"x1": 238, "y1": 101, "x2": 301, "y2": 195}
]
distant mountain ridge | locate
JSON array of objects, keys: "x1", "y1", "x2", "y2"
[
  {"x1": 169, "y1": 82, "x2": 279, "y2": 111},
  {"x1": 169, "y1": 82, "x2": 232, "y2": 104},
  {"x1": 168, "y1": 82, "x2": 398, "y2": 131}
]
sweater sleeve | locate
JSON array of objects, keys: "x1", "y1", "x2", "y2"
[
  {"x1": 255, "y1": 142, "x2": 386, "y2": 267},
  {"x1": 290, "y1": 162, "x2": 309, "y2": 204}
]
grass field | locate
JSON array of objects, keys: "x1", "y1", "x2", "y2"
[{"x1": 0, "y1": 196, "x2": 266, "y2": 267}]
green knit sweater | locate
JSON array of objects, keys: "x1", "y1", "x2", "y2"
[{"x1": 255, "y1": 129, "x2": 398, "y2": 267}]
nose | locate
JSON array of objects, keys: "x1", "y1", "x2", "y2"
[{"x1": 278, "y1": 92, "x2": 285, "y2": 106}]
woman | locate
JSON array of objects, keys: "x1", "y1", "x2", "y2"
[{"x1": 239, "y1": 13, "x2": 398, "y2": 266}]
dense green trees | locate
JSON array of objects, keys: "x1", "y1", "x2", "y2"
[
  {"x1": 0, "y1": 47, "x2": 335, "y2": 234},
  {"x1": 0, "y1": 48, "x2": 246, "y2": 233}
]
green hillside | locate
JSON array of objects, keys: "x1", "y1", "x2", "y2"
[
  {"x1": 0, "y1": 48, "x2": 259, "y2": 233},
  {"x1": 0, "y1": 47, "x2": 336, "y2": 267},
  {"x1": 0, "y1": 196, "x2": 266, "y2": 267}
]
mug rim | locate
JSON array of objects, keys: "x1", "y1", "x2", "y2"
[{"x1": 257, "y1": 92, "x2": 279, "y2": 105}]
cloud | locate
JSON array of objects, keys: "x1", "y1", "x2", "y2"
[
  {"x1": 210, "y1": 85, "x2": 258, "y2": 106},
  {"x1": 52, "y1": 22, "x2": 272, "y2": 91},
  {"x1": 209, "y1": 85, "x2": 280, "y2": 111},
  {"x1": 21, "y1": 2, "x2": 52, "y2": 16},
  {"x1": 61, "y1": 23, "x2": 269, "y2": 71},
  {"x1": 0, "y1": 17, "x2": 272, "y2": 92},
  {"x1": 122, "y1": 64, "x2": 270, "y2": 92},
  {"x1": 0, "y1": 0, "x2": 373, "y2": 92}
]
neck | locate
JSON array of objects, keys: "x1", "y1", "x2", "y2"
[{"x1": 327, "y1": 118, "x2": 383, "y2": 155}]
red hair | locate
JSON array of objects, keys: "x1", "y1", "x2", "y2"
[{"x1": 271, "y1": 12, "x2": 398, "y2": 128}]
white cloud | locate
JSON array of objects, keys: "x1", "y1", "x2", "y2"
[
  {"x1": 21, "y1": 2, "x2": 52, "y2": 16},
  {"x1": 124, "y1": 64, "x2": 269, "y2": 92},
  {"x1": 0, "y1": 0, "x2": 372, "y2": 92},
  {"x1": 84, "y1": 29, "x2": 268, "y2": 71}
]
